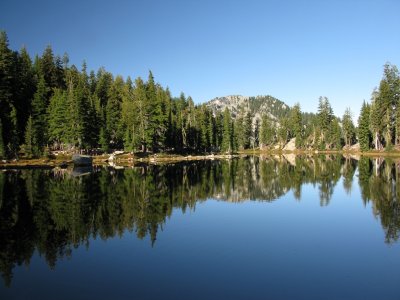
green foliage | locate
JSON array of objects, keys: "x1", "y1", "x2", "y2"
[
  {"x1": 290, "y1": 103, "x2": 303, "y2": 148},
  {"x1": 2, "y1": 30, "x2": 400, "y2": 156},
  {"x1": 24, "y1": 116, "x2": 34, "y2": 158},
  {"x1": 31, "y1": 76, "x2": 48, "y2": 155},
  {"x1": 134, "y1": 77, "x2": 150, "y2": 152},
  {"x1": 260, "y1": 114, "x2": 274, "y2": 147},
  {"x1": 234, "y1": 109, "x2": 245, "y2": 150},
  {"x1": 253, "y1": 119, "x2": 260, "y2": 149},
  {"x1": 277, "y1": 117, "x2": 290, "y2": 146},
  {"x1": 38, "y1": 45, "x2": 64, "y2": 91},
  {"x1": 99, "y1": 127, "x2": 108, "y2": 152},
  {"x1": 342, "y1": 107, "x2": 356, "y2": 147},
  {"x1": 47, "y1": 89, "x2": 69, "y2": 147},
  {"x1": 329, "y1": 118, "x2": 342, "y2": 150},
  {"x1": 221, "y1": 108, "x2": 233, "y2": 153},
  {"x1": 243, "y1": 112, "x2": 252, "y2": 149},
  {"x1": 369, "y1": 63, "x2": 400, "y2": 149},
  {"x1": 8, "y1": 105, "x2": 19, "y2": 157},
  {"x1": 0, "y1": 119, "x2": 4, "y2": 158},
  {"x1": 247, "y1": 95, "x2": 290, "y2": 120},
  {"x1": 358, "y1": 101, "x2": 371, "y2": 151},
  {"x1": 395, "y1": 104, "x2": 400, "y2": 146},
  {"x1": 317, "y1": 96, "x2": 333, "y2": 144},
  {"x1": 0, "y1": 31, "x2": 25, "y2": 157},
  {"x1": 105, "y1": 76, "x2": 124, "y2": 149}
]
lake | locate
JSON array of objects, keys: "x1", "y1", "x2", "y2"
[{"x1": 1, "y1": 155, "x2": 400, "y2": 299}]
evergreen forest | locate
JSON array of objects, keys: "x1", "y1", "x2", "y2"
[{"x1": 1, "y1": 31, "x2": 400, "y2": 158}]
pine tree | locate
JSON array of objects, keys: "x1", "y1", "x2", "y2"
[
  {"x1": 105, "y1": 76, "x2": 124, "y2": 149},
  {"x1": 8, "y1": 105, "x2": 19, "y2": 157},
  {"x1": 121, "y1": 76, "x2": 136, "y2": 151},
  {"x1": 277, "y1": 117, "x2": 290, "y2": 146},
  {"x1": 207, "y1": 110, "x2": 215, "y2": 150},
  {"x1": 383, "y1": 107, "x2": 392, "y2": 148},
  {"x1": 146, "y1": 71, "x2": 157, "y2": 151},
  {"x1": 14, "y1": 46, "x2": 35, "y2": 142},
  {"x1": 221, "y1": 108, "x2": 233, "y2": 153},
  {"x1": 99, "y1": 127, "x2": 108, "y2": 152},
  {"x1": 290, "y1": 103, "x2": 303, "y2": 148},
  {"x1": 198, "y1": 105, "x2": 210, "y2": 151},
  {"x1": 152, "y1": 85, "x2": 168, "y2": 151},
  {"x1": 176, "y1": 93, "x2": 188, "y2": 150},
  {"x1": 260, "y1": 114, "x2": 274, "y2": 147},
  {"x1": 0, "y1": 31, "x2": 16, "y2": 156},
  {"x1": 141, "y1": 71, "x2": 173, "y2": 152},
  {"x1": 382, "y1": 63, "x2": 400, "y2": 145},
  {"x1": 185, "y1": 96, "x2": 196, "y2": 150},
  {"x1": 243, "y1": 112, "x2": 252, "y2": 149},
  {"x1": 24, "y1": 116, "x2": 34, "y2": 158},
  {"x1": 329, "y1": 118, "x2": 342, "y2": 149},
  {"x1": 253, "y1": 119, "x2": 260, "y2": 149},
  {"x1": 358, "y1": 101, "x2": 371, "y2": 152},
  {"x1": 370, "y1": 64, "x2": 400, "y2": 148},
  {"x1": 235, "y1": 109, "x2": 245, "y2": 150},
  {"x1": 395, "y1": 104, "x2": 400, "y2": 146},
  {"x1": 64, "y1": 66, "x2": 91, "y2": 149},
  {"x1": 79, "y1": 62, "x2": 98, "y2": 148},
  {"x1": 95, "y1": 68, "x2": 113, "y2": 108},
  {"x1": 0, "y1": 119, "x2": 5, "y2": 158},
  {"x1": 47, "y1": 89, "x2": 69, "y2": 148},
  {"x1": 134, "y1": 77, "x2": 150, "y2": 152},
  {"x1": 369, "y1": 89, "x2": 384, "y2": 150},
  {"x1": 317, "y1": 96, "x2": 333, "y2": 144},
  {"x1": 39, "y1": 45, "x2": 63, "y2": 92},
  {"x1": 342, "y1": 107, "x2": 355, "y2": 147},
  {"x1": 31, "y1": 76, "x2": 49, "y2": 155}
]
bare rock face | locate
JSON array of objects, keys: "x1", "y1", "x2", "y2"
[
  {"x1": 350, "y1": 143, "x2": 360, "y2": 151},
  {"x1": 343, "y1": 143, "x2": 360, "y2": 152},
  {"x1": 207, "y1": 95, "x2": 249, "y2": 117},
  {"x1": 206, "y1": 95, "x2": 290, "y2": 129},
  {"x1": 283, "y1": 138, "x2": 296, "y2": 151}
]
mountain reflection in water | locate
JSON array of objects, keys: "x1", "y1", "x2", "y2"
[{"x1": 0, "y1": 155, "x2": 399, "y2": 287}]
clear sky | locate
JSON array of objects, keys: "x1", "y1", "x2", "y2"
[{"x1": 1, "y1": 0, "x2": 399, "y2": 120}]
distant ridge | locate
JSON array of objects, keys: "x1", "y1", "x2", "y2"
[{"x1": 206, "y1": 95, "x2": 291, "y2": 125}]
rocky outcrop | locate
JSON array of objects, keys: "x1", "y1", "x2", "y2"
[
  {"x1": 206, "y1": 94, "x2": 290, "y2": 128},
  {"x1": 283, "y1": 138, "x2": 296, "y2": 151},
  {"x1": 343, "y1": 143, "x2": 360, "y2": 152}
]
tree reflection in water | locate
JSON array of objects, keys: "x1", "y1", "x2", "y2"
[{"x1": 1, "y1": 155, "x2": 400, "y2": 285}]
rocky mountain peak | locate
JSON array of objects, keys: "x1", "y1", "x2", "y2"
[{"x1": 206, "y1": 94, "x2": 291, "y2": 126}]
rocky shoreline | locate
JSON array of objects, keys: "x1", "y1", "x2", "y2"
[{"x1": 2, "y1": 149, "x2": 400, "y2": 169}]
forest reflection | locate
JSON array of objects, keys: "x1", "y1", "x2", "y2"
[{"x1": 1, "y1": 155, "x2": 400, "y2": 286}]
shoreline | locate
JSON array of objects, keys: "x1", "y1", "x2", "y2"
[{"x1": 1, "y1": 150, "x2": 400, "y2": 169}]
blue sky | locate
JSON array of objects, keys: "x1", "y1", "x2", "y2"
[{"x1": 1, "y1": 0, "x2": 399, "y2": 120}]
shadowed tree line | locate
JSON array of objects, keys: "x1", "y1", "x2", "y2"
[{"x1": 0, "y1": 31, "x2": 229, "y2": 158}]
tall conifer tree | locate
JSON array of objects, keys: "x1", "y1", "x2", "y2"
[{"x1": 358, "y1": 101, "x2": 371, "y2": 151}]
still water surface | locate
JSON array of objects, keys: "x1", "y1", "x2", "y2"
[{"x1": 1, "y1": 156, "x2": 400, "y2": 299}]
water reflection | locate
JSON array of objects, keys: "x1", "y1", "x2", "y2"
[
  {"x1": 358, "y1": 157, "x2": 400, "y2": 244},
  {"x1": 0, "y1": 155, "x2": 399, "y2": 286}
]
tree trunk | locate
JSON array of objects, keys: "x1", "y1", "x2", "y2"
[{"x1": 374, "y1": 131, "x2": 380, "y2": 150}]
